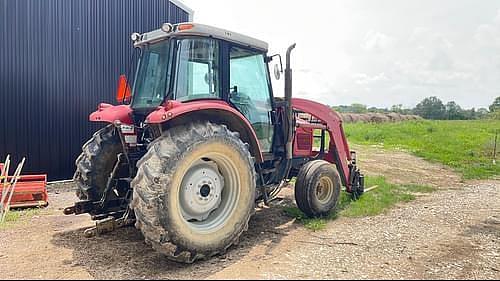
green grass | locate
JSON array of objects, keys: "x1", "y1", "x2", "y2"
[
  {"x1": 283, "y1": 206, "x2": 338, "y2": 231},
  {"x1": 284, "y1": 176, "x2": 435, "y2": 231},
  {"x1": 344, "y1": 120, "x2": 500, "y2": 179},
  {"x1": 0, "y1": 208, "x2": 41, "y2": 230}
]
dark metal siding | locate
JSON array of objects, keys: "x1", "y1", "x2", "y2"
[{"x1": 0, "y1": 0, "x2": 190, "y2": 180}]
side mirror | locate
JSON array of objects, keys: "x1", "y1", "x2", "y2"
[
  {"x1": 116, "y1": 74, "x2": 131, "y2": 104},
  {"x1": 274, "y1": 64, "x2": 281, "y2": 80},
  {"x1": 268, "y1": 54, "x2": 283, "y2": 80}
]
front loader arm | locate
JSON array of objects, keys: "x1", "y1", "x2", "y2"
[{"x1": 291, "y1": 98, "x2": 353, "y2": 189}]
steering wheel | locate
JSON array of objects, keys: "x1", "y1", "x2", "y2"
[{"x1": 230, "y1": 90, "x2": 258, "y2": 120}]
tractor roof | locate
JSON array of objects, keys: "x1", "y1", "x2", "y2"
[{"x1": 134, "y1": 22, "x2": 269, "y2": 51}]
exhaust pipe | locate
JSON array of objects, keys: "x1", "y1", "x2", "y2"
[{"x1": 285, "y1": 43, "x2": 296, "y2": 160}]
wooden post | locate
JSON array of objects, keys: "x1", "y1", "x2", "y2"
[
  {"x1": 0, "y1": 155, "x2": 11, "y2": 220},
  {"x1": 1, "y1": 158, "x2": 26, "y2": 223},
  {"x1": 494, "y1": 130, "x2": 498, "y2": 165}
]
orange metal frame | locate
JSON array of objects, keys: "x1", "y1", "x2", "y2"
[{"x1": 0, "y1": 163, "x2": 49, "y2": 209}]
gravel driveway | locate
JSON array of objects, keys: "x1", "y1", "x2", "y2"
[{"x1": 0, "y1": 145, "x2": 498, "y2": 280}]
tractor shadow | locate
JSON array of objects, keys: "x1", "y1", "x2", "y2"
[{"x1": 51, "y1": 197, "x2": 299, "y2": 279}]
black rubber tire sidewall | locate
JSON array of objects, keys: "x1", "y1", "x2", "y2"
[
  {"x1": 74, "y1": 125, "x2": 122, "y2": 201},
  {"x1": 295, "y1": 160, "x2": 342, "y2": 218},
  {"x1": 131, "y1": 122, "x2": 256, "y2": 263}
]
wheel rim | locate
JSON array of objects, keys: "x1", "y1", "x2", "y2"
[
  {"x1": 178, "y1": 153, "x2": 241, "y2": 233},
  {"x1": 315, "y1": 176, "x2": 334, "y2": 204}
]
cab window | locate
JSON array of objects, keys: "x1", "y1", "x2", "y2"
[
  {"x1": 173, "y1": 38, "x2": 220, "y2": 101},
  {"x1": 229, "y1": 47, "x2": 274, "y2": 152}
]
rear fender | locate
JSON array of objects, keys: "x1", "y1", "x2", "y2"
[
  {"x1": 146, "y1": 100, "x2": 263, "y2": 163},
  {"x1": 89, "y1": 103, "x2": 133, "y2": 124}
]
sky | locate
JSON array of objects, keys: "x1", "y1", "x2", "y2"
[{"x1": 181, "y1": 0, "x2": 500, "y2": 109}]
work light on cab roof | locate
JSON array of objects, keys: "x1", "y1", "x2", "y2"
[
  {"x1": 161, "y1": 23, "x2": 173, "y2": 33},
  {"x1": 130, "y1": 32, "x2": 141, "y2": 42}
]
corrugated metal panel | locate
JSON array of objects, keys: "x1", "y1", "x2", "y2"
[
  {"x1": 169, "y1": 2, "x2": 190, "y2": 23},
  {"x1": 0, "y1": 0, "x2": 190, "y2": 180}
]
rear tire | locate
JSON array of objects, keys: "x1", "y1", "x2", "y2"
[
  {"x1": 295, "y1": 160, "x2": 342, "y2": 218},
  {"x1": 131, "y1": 122, "x2": 256, "y2": 263},
  {"x1": 74, "y1": 125, "x2": 122, "y2": 201}
]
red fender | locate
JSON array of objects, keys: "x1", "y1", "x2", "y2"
[
  {"x1": 89, "y1": 103, "x2": 133, "y2": 124},
  {"x1": 147, "y1": 100, "x2": 263, "y2": 162},
  {"x1": 292, "y1": 98, "x2": 352, "y2": 188}
]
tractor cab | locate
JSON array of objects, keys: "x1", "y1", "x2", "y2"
[{"x1": 128, "y1": 23, "x2": 276, "y2": 152}]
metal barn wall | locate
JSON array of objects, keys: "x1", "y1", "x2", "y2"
[{"x1": 0, "y1": 0, "x2": 190, "y2": 180}]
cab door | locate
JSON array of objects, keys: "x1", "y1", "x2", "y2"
[{"x1": 228, "y1": 46, "x2": 274, "y2": 152}]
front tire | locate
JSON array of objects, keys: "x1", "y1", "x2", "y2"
[
  {"x1": 295, "y1": 160, "x2": 342, "y2": 218},
  {"x1": 131, "y1": 122, "x2": 256, "y2": 263}
]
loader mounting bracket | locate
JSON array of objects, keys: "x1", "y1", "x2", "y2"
[{"x1": 349, "y1": 169, "x2": 365, "y2": 200}]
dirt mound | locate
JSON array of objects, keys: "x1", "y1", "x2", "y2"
[
  {"x1": 367, "y1": 113, "x2": 390, "y2": 123},
  {"x1": 358, "y1": 115, "x2": 371, "y2": 122},
  {"x1": 340, "y1": 112, "x2": 423, "y2": 123},
  {"x1": 350, "y1": 115, "x2": 362, "y2": 123},
  {"x1": 387, "y1": 113, "x2": 402, "y2": 122},
  {"x1": 341, "y1": 113, "x2": 354, "y2": 123}
]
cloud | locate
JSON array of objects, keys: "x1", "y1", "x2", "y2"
[
  {"x1": 183, "y1": 0, "x2": 500, "y2": 109},
  {"x1": 362, "y1": 31, "x2": 395, "y2": 52},
  {"x1": 409, "y1": 27, "x2": 429, "y2": 43},
  {"x1": 353, "y1": 73, "x2": 390, "y2": 85},
  {"x1": 409, "y1": 28, "x2": 454, "y2": 50},
  {"x1": 475, "y1": 9, "x2": 500, "y2": 47},
  {"x1": 427, "y1": 49, "x2": 454, "y2": 71},
  {"x1": 475, "y1": 24, "x2": 500, "y2": 47}
]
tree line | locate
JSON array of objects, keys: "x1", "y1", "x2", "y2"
[{"x1": 332, "y1": 96, "x2": 500, "y2": 120}]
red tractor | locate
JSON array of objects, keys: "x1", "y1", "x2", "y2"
[{"x1": 65, "y1": 23, "x2": 364, "y2": 263}]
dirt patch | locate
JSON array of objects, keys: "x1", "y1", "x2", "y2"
[
  {"x1": 50, "y1": 203, "x2": 299, "y2": 280},
  {"x1": 0, "y1": 191, "x2": 93, "y2": 280},
  {"x1": 352, "y1": 144, "x2": 463, "y2": 188},
  {"x1": 0, "y1": 146, "x2": 498, "y2": 279}
]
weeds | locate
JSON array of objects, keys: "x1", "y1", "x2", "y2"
[
  {"x1": 344, "y1": 120, "x2": 500, "y2": 179},
  {"x1": 0, "y1": 208, "x2": 41, "y2": 230}
]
